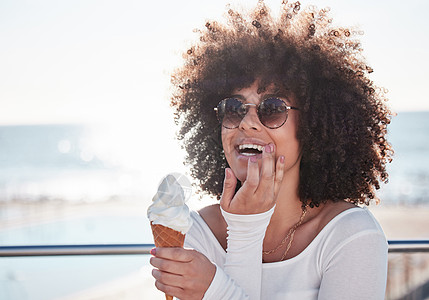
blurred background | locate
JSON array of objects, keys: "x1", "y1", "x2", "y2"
[{"x1": 0, "y1": 0, "x2": 428, "y2": 299}]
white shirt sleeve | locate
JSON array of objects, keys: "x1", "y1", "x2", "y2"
[
  {"x1": 185, "y1": 208, "x2": 273, "y2": 300},
  {"x1": 219, "y1": 206, "x2": 275, "y2": 300}
]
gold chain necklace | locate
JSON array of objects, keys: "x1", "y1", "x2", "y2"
[{"x1": 263, "y1": 206, "x2": 308, "y2": 259}]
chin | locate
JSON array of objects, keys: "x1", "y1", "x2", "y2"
[{"x1": 231, "y1": 168, "x2": 247, "y2": 183}]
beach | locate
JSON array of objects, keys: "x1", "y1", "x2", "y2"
[{"x1": 371, "y1": 204, "x2": 429, "y2": 240}]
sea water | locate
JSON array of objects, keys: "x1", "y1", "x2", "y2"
[
  {"x1": 0, "y1": 112, "x2": 428, "y2": 206},
  {"x1": 379, "y1": 111, "x2": 429, "y2": 205},
  {"x1": 0, "y1": 124, "x2": 150, "y2": 203}
]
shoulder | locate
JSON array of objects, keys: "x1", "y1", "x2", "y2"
[
  {"x1": 198, "y1": 204, "x2": 228, "y2": 250},
  {"x1": 293, "y1": 201, "x2": 384, "y2": 258},
  {"x1": 315, "y1": 202, "x2": 387, "y2": 255},
  {"x1": 332, "y1": 205, "x2": 383, "y2": 234},
  {"x1": 316, "y1": 201, "x2": 383, "y2": 233}
]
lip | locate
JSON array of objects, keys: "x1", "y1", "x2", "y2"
[{"x1": 234, "y1": 138, "x2": 269, "y2": 161}]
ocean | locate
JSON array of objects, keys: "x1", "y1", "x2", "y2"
[
  {"x1": 379, "y1": 111, "x2": 429, "y2": 205},
  {"x1": 0, "y1": 124, "x2": 147, "y2": 203},
  {"x1": 0, "y1": 111, "x2": 428, "y2": 206}
]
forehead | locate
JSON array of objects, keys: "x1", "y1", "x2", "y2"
[
  {"x1": 232, "y1": 81, "x2": 278, "y2": 93},
  {"x1": 231, "y1": 82, "x2": 293, "y2": 104}
]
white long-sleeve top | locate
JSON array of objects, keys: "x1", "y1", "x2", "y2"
[{"x1": 184, "y1": 206, "x2": 388, "y2": 300}]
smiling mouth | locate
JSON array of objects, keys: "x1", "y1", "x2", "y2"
[{"x1": 237, "y1": 144, "x2": 264, "y2": 156}]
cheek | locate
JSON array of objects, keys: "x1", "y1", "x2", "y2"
[
  {"x1": 221, "y1": 128, "x2": 231, "y2": 150},
  {"x1": 273, "y1": 127, "x2": 301, "y2": 158},
  {"x1": 221, "y1": 129, "x2": 227, "y2": 150},
  {"x1": 221, "y1": 130, "x2": 235, "y2": 162}
]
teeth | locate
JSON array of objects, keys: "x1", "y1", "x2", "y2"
[
  {"x1": 238, "y1": 144, "x2": 264, "y2": 152},
  {"x1": 240, "y1": 152, "x2": 255, "y2": 156}
]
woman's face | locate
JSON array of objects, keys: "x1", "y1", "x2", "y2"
[{"x1": 221, "y1": 81, "x2": 302, "y2": 183}]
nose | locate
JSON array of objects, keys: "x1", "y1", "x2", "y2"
[{"x1": 239, "y1": 105, "x2": 262, "y2": 131}]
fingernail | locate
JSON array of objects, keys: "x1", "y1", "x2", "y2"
[
  {"x1": 225, "y1": 168, "x2": 230, "y2": 179},
  {"x1": 280, "y1": 156, "x2": 285, "y2": 163},
  {"x1": 265, "y1": 144, "x2": 272, "y2": 153},
  {"x1": 150, "y1": 248, "x2": 156, "y2": 256},
  {"x1": 250, "y1": 156, "x2": 258, "y2": 163}
]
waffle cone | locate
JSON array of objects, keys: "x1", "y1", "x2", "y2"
[
  {"x1": 150, "y1": 222, "x2": 185, "y2": 248},
  {"x1": 150, "y1": 222, "x2": 185, "y2": 300}
]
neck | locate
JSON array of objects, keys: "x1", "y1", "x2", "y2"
[
  {"x1": 270, "y1": 192, "x2": 302, "y2": 229},
  {"x1": 267, "y1": 169, "x2": 304, "y2": 234}
]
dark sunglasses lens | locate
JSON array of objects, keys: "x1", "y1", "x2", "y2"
[
  {"x1": 218, "y1": 98, "x2": 244, "y2": 128},
  {"x1": 258, "y1": 98, "x2": 288, "y2": 129}
]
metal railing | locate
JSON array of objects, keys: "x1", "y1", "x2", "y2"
[
  {"x1": 0, "y1": 244, "x2": 154, "y2": 256},
  {"x1": 388, "y1": 240, "x2": 429, "y2": 253},
  {"x1": 0, "y1": 240, "x2": 428, "y2": 257}
]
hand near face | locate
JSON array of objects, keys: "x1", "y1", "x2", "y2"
[
  {"x1": 150, "y1": 247, "x2": 216, "y2": 300},
  {"x1": 220, "y1": 143, "x2": 285, "y2": 214}
]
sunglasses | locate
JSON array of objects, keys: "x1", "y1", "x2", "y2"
[{"x1": 214, "y1": 97, "x2": 299, "y2": 129}]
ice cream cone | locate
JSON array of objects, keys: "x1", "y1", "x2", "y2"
[
  {"x1": 150, "y1": 222, "x2": 185, "y2": 300},
  {"x1": 148, "y1": 173, "x2": 192, "y2": 300},
  {"x1": 150, "y1": 222, "x2": 185, "y2": 248}
]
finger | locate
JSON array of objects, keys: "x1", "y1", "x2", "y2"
[
  {"x1": 154, "y1": 278, "x2": 184, "y2": 298},
  {"x1": 152, "y1": 268, "x2": 184, "y2": 288},
  {"x1": 242, "y1": 155, "x2": 259, "y2": 192},
  {"x1": 150, "y1": 256, "x2": 189, "y2": 275},
  {"x1": 220, "y1": 168, "x2": 237, "y2": 210},
  {"x1": 274, "y1": 155, "x2": 285, "y2": 196},
  {"x1": 260, "y1": 143, "x2": 275, "y2": 186},
  {"x1": 152, "y1": 247, "x2": 193, "y2": 262}
]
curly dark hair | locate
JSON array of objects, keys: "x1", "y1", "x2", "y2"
[{"x1": 170, "y1": 1, "x2": 393, "y2": 207}]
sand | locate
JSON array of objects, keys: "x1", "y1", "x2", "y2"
[{"x1": 370, "y1": 204, "x2": 429, "y2": 240}]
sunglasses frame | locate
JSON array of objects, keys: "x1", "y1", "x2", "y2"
[{"x1": 214, "y1": 97, "x2": 299, "y2": 129}]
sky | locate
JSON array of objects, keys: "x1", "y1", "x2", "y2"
[
  {"x1": 0, "y1": 0, "x2": 428, "y2": 186},
  {"x1": 1, "y1": 0, "x2": 428, "y2": 127}
]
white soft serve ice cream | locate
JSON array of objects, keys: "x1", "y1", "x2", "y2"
[{"x1": 147, "y1": 173, "x2": 193, "y2": 234}]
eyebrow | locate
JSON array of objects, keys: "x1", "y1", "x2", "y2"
[
  {"x1": 229, "y1": 94, "x2": 246, "y2": 101},
  {"x1": 229, "y1": 93, "x2": 292, "y2": 104}
]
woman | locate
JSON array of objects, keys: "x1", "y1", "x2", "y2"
[{"x1": 150, "y1": 1, "x2": 393, "y2": 299}]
